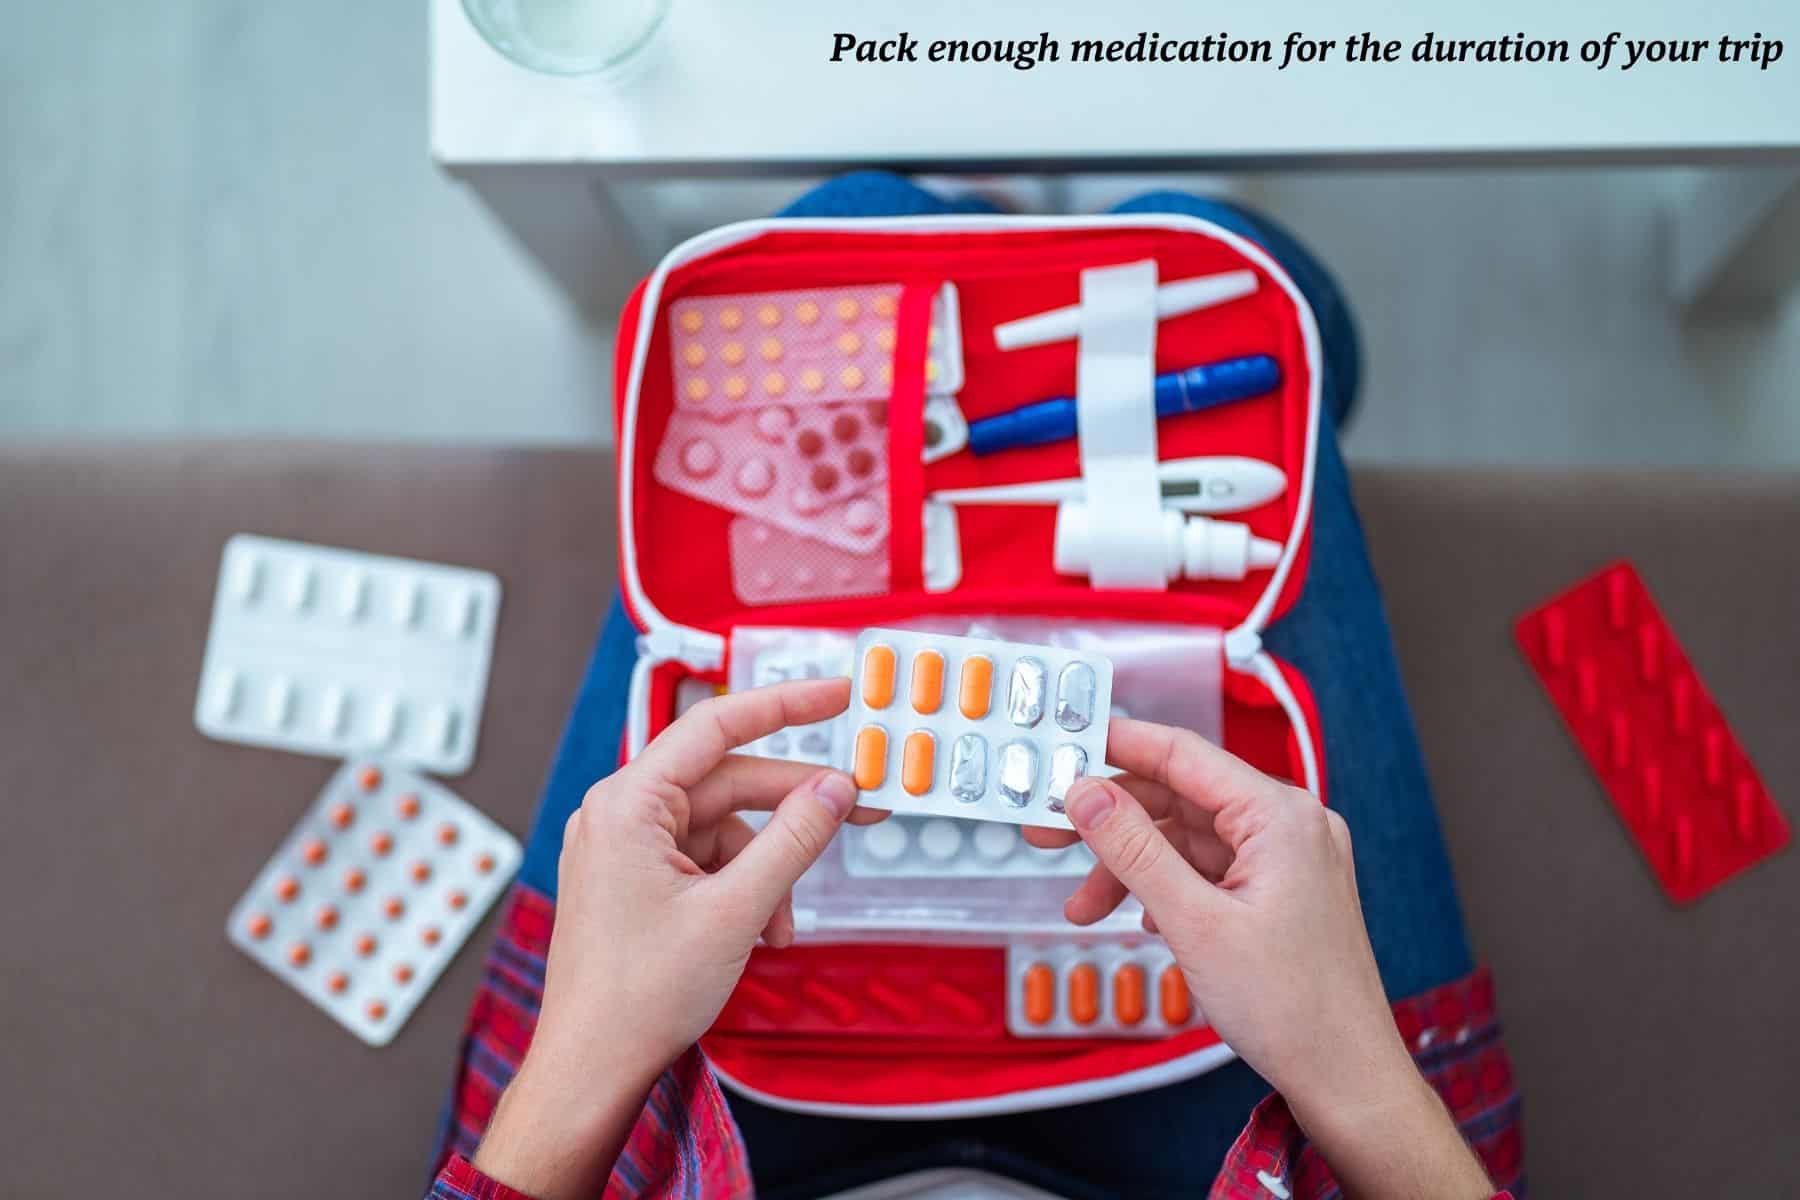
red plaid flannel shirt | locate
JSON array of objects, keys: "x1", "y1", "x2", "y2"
[{"x1": 426, "y1": 885, "x2": 1523, "y2": 1200}]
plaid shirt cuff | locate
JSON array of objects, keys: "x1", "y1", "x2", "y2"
[
  {"x1": 431, "y1": 1155, "x2": 538, "y2": 1200},
  {"x1": 426, "y1": 885, "x2": 752, "y2": 1199},
  {"x1": 1210, "y1": 966, "x2": 1524, "y2": 1199}
]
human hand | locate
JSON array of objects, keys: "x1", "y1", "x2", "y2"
[
  {"x1": 1028, "y1": 718, "x2": 1491, "y2": 1198},
  {"x1": 476, "y1": 678, "x2": 874, "y2": 1200}
]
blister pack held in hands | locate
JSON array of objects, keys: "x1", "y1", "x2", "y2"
[{"x1": 845, "y1": 627, "x2": 1113, "y2": 830}]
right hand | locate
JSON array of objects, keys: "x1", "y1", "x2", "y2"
[{"x1": 1030, "y1": 718, "x2": 1492, "y2": 1197}]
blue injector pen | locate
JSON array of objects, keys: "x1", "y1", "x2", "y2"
[{"x1": 966, "y1": 354, "x2": 1282, "y2": 457}]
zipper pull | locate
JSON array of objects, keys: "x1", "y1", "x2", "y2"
[
  {"x1": 637, "y1": 626, "x2": 725, "y2": 672},
  {"x1": 1224, "y1": 627, "x2": 1263, "y2": 669}
]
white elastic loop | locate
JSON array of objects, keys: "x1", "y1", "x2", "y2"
[{"x1": 1074, "y1": 260, "x2": 1167, "y2": 589}]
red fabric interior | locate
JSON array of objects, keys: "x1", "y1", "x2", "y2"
[{"x1": 612, "y1": 223, "x2": 1328, "y2": 1110}]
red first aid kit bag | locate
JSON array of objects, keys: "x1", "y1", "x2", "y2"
[{"x1": 611, "y1": 214, "x2": 1326, "y2": 1117}]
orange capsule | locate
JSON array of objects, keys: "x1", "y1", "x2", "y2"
[
  {"x1": 1113, "y1": 964, "x2": 1147, "y2": 1026},
  {"x1": 910, "y1": 649, "x2": 945, "y2": 714},
  {"x1": 421, "y1": 926, "x2": 442, "y2": 947},
  {"x1": 437, "y1": 823, "x2": 459, "y2": 847},
  {"x1": 392, "y1": 963, "x2": 414, "y2": 985},
  {"x1": 315, "y1": 904, "x2": 339, "y2": 932},
  {"x1": 354, "y1": 933, "x2": 378, "y2": 958},
  {"x1": 447, "y1": 890, "x2": 468, "y2": 911},
  {"x1": 1022, "y1": 963, "x2": 1056, "y2": 1025},
  {"x1": 287, "y1": 942, "x2": 311, "y2": 968},
  {"x1": 245, "y1": 913, "x2": 272, "y2": 940},
  {"x1": 397, "y1": 793, "x2": 421, "y2": 819},
  {"x1": 958, "y1": 655, "x2": 994, "y2": 719},
  {"x1": 342, "y1": 867, "x2": 366, "y2": 895},
  {"x1": 901, "y1": 731, "x2": 936, "y2": 796},
  {"x1": 410, "y1": 860, "x2": 432, "y2": 884},
  {"x1": 357, "y1": 765, "x2": 382, "y2": 792},
  {"x1": 274, "y1": 876, "x2": 300, "y2": 903},
  {"x1": 1160, "y1": 966, "x2": 1192, "y2": 1026},
  {"x1": 853, "y1": 725, "x2": 889, "y2": 790},
  {"x1": 366, "y1": 1000, "x2": 388, "y2": 1021},
  {"x1": 301, "y1": 838, "x2": 328, "y2": 866},
  {"x1": 1068, "y1": 963, "x2": 1101, "y2": 1026},
  {"x1": 383, "y1": 896, "x2": 406, "y2": 920},
  {"x1": 475, "y1": 852, "x2": 496, "y2": 875},
  {"x1": 861, "y1": 644, "x2": 897, "y2": 709},
  {"x1": 370, "y1": 831, "x2": 394, "y2": 857},
  {"x1": 325, "y1": 971, "x2": 349, "y2": 995},
  {"x1": 328, "y1": 802, "x2": 355, "y2": 830}
]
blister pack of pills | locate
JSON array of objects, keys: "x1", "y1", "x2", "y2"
[
  {"x1": 728, "y1": 518, "x2": 889, "y2": 607},
  {"x1": 1006, "y1": 940, "x2": 1201, "y2": 1039},
  {"x1": 654, "y1": 405, "x2": 890, "y2": 554},
  {"x1": 226, "y1": 762, "x2": 521, "y2": 1045},
  {"x1": 195, "y1": 535, "x2": 500, "y2": 775},
  {"x1": 732, "y1": 631, "x2": 855, "y2": 766},
  {"x1": 668, "y1": 283, "x2": 962, "y2": 414},
  {"x1": 844, "y1": 814, "x2": 1095, "y2": 878},
  {"x1": 846, "y1": 628, "x2": 1113, "y2": 830},
  {"x1": 1515, "y1": 561, "x2": 1789, "y2": 903}
]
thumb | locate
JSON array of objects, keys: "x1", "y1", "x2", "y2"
[
  {"x1": 1065, "y1": 776, "x2": 1214, "y2": 919},
  {"x1": 710, "y1": 768, "x2": 857, "y2": 935}
]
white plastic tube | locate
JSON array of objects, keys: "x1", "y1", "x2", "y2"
[{"x1": 993, "y1": 270, "x2": 1260, "y2": 351}]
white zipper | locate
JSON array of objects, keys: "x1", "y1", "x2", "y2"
[{"x1": 617, "y1": 213, "x2": 1325, "y2": 776}]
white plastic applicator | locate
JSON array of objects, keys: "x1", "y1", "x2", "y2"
[
  {"x1": 1052, "y1": 503, "x2": 1282, "y2": 583},
  {"x1": 993, "y1": 270, "x2": 1260, "y2": 351}
]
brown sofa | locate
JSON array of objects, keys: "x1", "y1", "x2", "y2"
[{"x1": 2, "y1": 442, "x2": 1794, "y2": 1197}]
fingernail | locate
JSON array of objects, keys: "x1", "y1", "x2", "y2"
[
  {"x1": 813, "y1": 771, "x2": 856, "y2": 820},
  {"x1": 1066, "y1": 779, "x2": 1115, "y2": 831}
]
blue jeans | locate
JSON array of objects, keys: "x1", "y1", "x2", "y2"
[{"x1": 515, "y1": 173, "x2": 1472, "y2": 1200}]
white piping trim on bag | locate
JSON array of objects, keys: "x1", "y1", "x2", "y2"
[{"x1": 708, "y1": 1039, "x2": 1241, "y2": 1121}]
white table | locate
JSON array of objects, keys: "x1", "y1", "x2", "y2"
[{"x1": 431, "y1": 0, "x2": 1800, "y2": 315}]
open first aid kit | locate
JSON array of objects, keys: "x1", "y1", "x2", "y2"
[{"x1": 614, "y1": 215, "x2": 1326, "y2": 1117}]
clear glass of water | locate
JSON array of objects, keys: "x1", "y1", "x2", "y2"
[{"x1": 461, "y1": 0, "x2": 671, "y2": 76}]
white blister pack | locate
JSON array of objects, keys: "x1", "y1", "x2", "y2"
[
  {"x1": 733, "y1": 630, "x2": 855, "y2": 766},
  {"x1": 1006, "y1": 939, "x2": 1202, "y2": 1039},
  {"x1": 847, "y1": 628, "x2": 1113, "y2": 830},
  {"x1": 195, "y1": 535, "x2": 500, "y2": 775},
  {"x1": 844, "y1": 814, "x2": 1095, "y2": 878},
  {"x1": 226, "y1": 761, "x2": 521, "y2": 1046}
]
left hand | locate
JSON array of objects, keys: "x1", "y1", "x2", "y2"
[{"x1": 475, "y1": 677, "x2": 875, "y2": 1200}]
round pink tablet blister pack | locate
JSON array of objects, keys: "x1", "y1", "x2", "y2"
[
  {"x1": 728, "y1": 517, "x2": 889, "y2": 606},
  {"x1": 654, "y1": 402, "x2": 890, "y2": 554}
]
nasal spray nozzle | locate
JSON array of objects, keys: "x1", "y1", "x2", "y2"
[
  {"x1": 1051, "y1": 502, "x2": 1282, "y2": 584},
  {"x1": 928, "y1": 457, "x2": 1286, "y2": 584}
]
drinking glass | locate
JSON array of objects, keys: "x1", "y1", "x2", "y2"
[{"x1": 460, "y1": 0, "x2": 670, "y2": 76}]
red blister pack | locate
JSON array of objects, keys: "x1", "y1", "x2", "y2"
[{"x1": 1515, "y1": 561, "x2": 1789, "y2": 903}]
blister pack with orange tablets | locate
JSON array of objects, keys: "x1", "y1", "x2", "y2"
[
  {"x1": 846, "y1": 627, "x2": 1113, "y2": 829},
  {"x1": 226, "y1": 761, "x2": 521, "y2": 1045},
  {"x1": 1007, "y1": 940, "x2": 1201, "y2": 1039}
]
